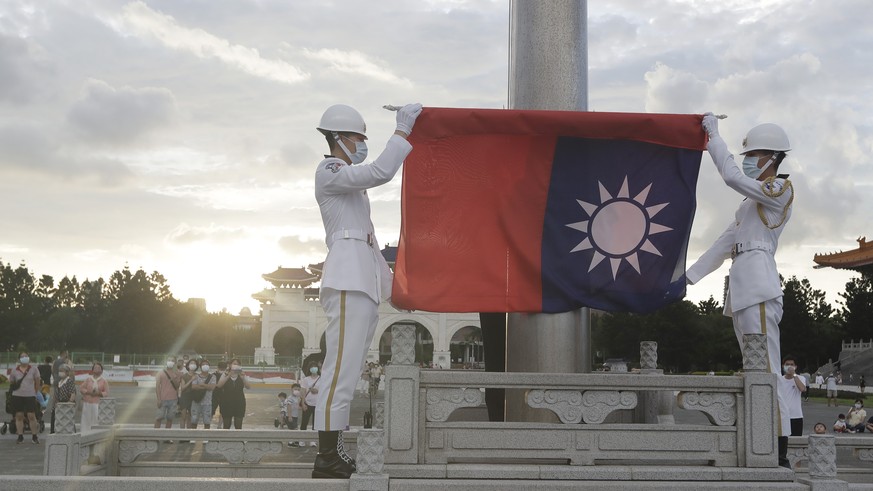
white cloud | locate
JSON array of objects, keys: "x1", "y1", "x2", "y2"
[
  {"x1": 0, "y1": 33, "x2": 54, "y2": 104},
  {"x1": 109, "y1": 1, "x2": 309, "y2": 85},
  {"x1": 302, "y1": 48, "x2": 412, "y2": 86},
  {"x1": 67, "y1": 78, "x2": 177, "y2": 145},
  {"x1": 644, "y1": 63, "x2": 708, "y2": 113},
  {"x1": 165, "y1": 223, "x2": 247, "y2": 245}
]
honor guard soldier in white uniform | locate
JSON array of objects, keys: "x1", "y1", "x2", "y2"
[
  {"x1": 686, "y1": 114, "x2": 794, "y2": 462},
  {"x1": 312, "y1": 102, "x2": 422, "y2": 479}
]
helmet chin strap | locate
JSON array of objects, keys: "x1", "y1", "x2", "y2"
[
  {"x1": 759, "y1": 154, "x2": 776, "y2": 175},
  {"x1": 332, "y1": 132, "x2": 355, "y2": 161}
]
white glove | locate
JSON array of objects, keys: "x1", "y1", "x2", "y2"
[
  {"x1": 701, "y1": 112, "x2": 719, "y2": 138},
  {"x1": 396, "y1": 103, "x2": 423, "y2": 135}
]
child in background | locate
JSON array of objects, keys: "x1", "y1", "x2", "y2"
[
  {"x1": 286, "y1": 383, "x2": 303, "y2": 447},
  {"x1": 276, "y1": 392, "x2": 289, "y2": 428},
  {"x1": 833, "y1": 414, "x2": 847, "y2": 433},
  {"x1": 813, "y1": 422, "x2": 827, "y2": 434}
]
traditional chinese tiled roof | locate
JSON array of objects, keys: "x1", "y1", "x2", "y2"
[
  {"x1": 381, "y1": 244, "x2": 397, "y2": 264},
  {"x1": 251, "y1": 288, "x2": 275, "y2": 301},
  {"x1": 814, "y1": 236, "x2": 873, "y2": 275},
  {"x1": 262, "y1": 267, "x2": 318, "y2": 287}
]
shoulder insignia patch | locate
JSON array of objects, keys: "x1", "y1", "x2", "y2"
[{"x1": 325, "y1": 161, "x2": 345, "y2": 174}]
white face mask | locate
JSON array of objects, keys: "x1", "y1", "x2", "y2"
[
  {"x1": 855, "y1": 403, "x2": 863, "y2": 409},
  {"x1": 310, "y1": 367, "x2": 319, "y2": 375},
  {"x1": 292, "y1": 390, "x2": 300, "y2": 396},
  {"x1": 189, "y1": 363, "x2": 197, "y2": 371},
  {"x1": 783, "y1": 365, "x2": 794, "y2": 373},
  {"x1": 19, "y1": 356, "x2": 30, "y2": 365},
  {"x1": 742, "y1": 154, "x2": 774, "y2": 179},
  {"x1": 201, "y1": 365, "x2": 210, "y2": 372},
  {"x1": 339, "y1": 135, "x2": 368, "y2": 164},
  {"x1": 167, "y1": 361, "x2": 175, "y2": 368}
]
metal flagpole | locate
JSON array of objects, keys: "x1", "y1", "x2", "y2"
[{"x1": 505, "y1": 0, "x2": 591, "y2": 422}]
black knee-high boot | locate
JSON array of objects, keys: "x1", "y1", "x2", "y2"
[
  {"x1": 777, "y1": 436, "x2": 790, "y2": 468},
  {"x1": 313, "y1": 430, "x2": 356, "y2": 479}
]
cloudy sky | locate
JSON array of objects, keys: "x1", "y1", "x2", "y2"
[{"x1": 1, "y1": 0, "x2": 870, "y2": 315}]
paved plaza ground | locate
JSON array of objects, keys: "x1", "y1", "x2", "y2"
[{"x1": 0, "y1": 384, "x2": 871, "y2": 477}]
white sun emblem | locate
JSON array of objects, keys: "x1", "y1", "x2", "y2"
[{"x1": 565, "y1": 176, "x2": 672, "y2": 280}]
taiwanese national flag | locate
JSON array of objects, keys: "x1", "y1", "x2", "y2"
[{"x1": 391, "y1": 108, "x2": 706, "y2": 314}]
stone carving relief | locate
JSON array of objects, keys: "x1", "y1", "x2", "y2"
[
  {"x1": 98, "y1": 398, "x2": 116, "y2": 426},
  {"x1": 640, "y1": 341, "x2": 658, "y2": 370},
  {"x1": 204, "y1": 440, "x2": 282, "y2": 464},
  {"x1": 786, "y1": 445, "x2": 808, "y2": 470},
  {"x1": 526, "y1": 389, "x2": 583, "y2": 424},
  {"x1": 676, "y1": 392, "x2": 737, "y2": 426},
  {"x1": 426, "y1": 388, "x2": 483, "y2": 422},
  {"x1": 118, "y1": 440, "x2": 159, "y2": 464},
  {"x1": 742, "y1": 333, "x2": 768, "y2": 371},
  {"x1": 526, "y1": 390, "x2": 637, "y2": 424},
  {"x1": 55, "y1": 403, "x2": 77, "y2": 434},
  {"x1": 391, "y1": 325, "x2": 416, "y2": 366},
  {"x1": 374, "y1": 401, "x2": 385, "y2": 429},
  {"x1": 807, "y1": 435, "x2": 837, "y2": 478},
  {"x1": 579, "y1": 390, "x2": 637, "y2": 424},
  {"x1": 356, "y1": 429, "x2": 386, "y2": 475}
]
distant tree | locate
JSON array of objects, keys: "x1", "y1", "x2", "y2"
[
  {"x1": 593, "y1": 300, "x2": 730, "y2": 373},
  {"x1": 837, "y1": 276, "x2": 873, "y2": 342},
  {"x1": 77, "y1": 278, "x2": 109, "y2": 349},
  {"x1": 780, "y1": 276, "x2": 839, "y2": 372},
  {"x1": 0, "y1": 261, "x2": 42, "y2": 349},
  {"x1": 54, "y1": 276, "x2": 81, "y2": 308},
  {"x1": 697, "y1": 296, "x2": 722, "y2": 316},
  {"x1": 36, "y1": 307, "x2": 82, "y2": 351}
]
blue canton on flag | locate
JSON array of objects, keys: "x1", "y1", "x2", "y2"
[{"x1": 541, "y1": 137, "x2": 701, "y2": 313}]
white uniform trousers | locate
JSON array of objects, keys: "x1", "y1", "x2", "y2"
[
  {"x1": 315, "y1": 288, "x2": 379, "y2": 431},
  {"x1": 731, "y1": 297, "x2": 788, "y2": 435}
]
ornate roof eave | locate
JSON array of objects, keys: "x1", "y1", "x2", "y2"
[
  {"x1": 252, "y1": 289, "x2": 276, "y2": 301},
  {"x1": 813, "y1": 236, "x2": 873, "y2": 270},
  {"x1": 262, "y1": 266, "x2": 319, "y2": 288}
]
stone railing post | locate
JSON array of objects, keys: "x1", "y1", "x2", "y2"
[
  {"x1": 55, "y1": 402, "x2": 77, "y2": 434},
  {"x1": 741, "y1": 333, "x2": 778, "y2": 467},
  {"x1": 796, "y1": 435, "x2": 848, "y2": 491},
  {"x1": 350, "y1": 428, "x2": 389, "y2": 491},
  {"x1": 384, "y1": 324, "x2": 420, "y2": 464},
  {"x1": 43, "y1": 433, "x2": 81, "y2": 476},
  {"x1": 640, "y1": 341, "x2": 658, "y2": 370},
  {"x1": 635, "y1": 341, "x2": 674, "y2": 424},
  {"x1": 98, "y1": 398, "x2": 116, "y2": 426},
  {"x1": 374, "y1": 401, "x2": 385, "y2": 429}
]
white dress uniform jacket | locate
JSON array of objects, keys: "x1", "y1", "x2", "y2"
[
  {"x1": 315, "y1": 135, "x2": 413, "y2": 303},
  {"x1": 686, "y1": 135, "x2": 793, "y2": 313}
]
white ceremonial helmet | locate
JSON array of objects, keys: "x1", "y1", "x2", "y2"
[
  {"x1": 741, "y1": 123, "x2": 791, "y2": 154},
  {"x1": 317, "y1": 104, "x2": 367, "y2": 138}
]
